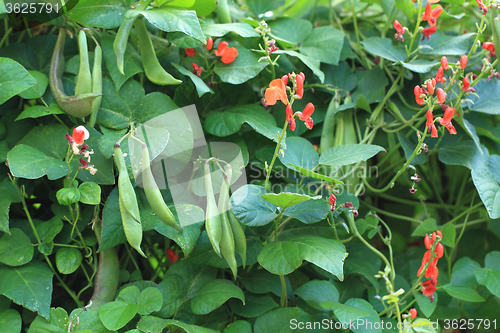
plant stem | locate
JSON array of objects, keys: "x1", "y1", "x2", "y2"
[{"x1": 264, "y1": 121, "x2": 288, "y2": 190}]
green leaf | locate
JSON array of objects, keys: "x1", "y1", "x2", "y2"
[
  {"x1": 0, "y1": 309, "x2": 21, "y2": 333},
  {"x1": 437, "y1": 141, "x2": 480, "y2": 169},
  {"x1": 400, "y1": 59, "x2": 439, "y2": 73},
  {"x1": 261, "y1": 192, "x2": 321, "y2": 209},
  {"x1": 398, "y1": 133, "x2": 425, "y2": 165},
  {"x1": 201, "y1": 23, "x2": 259, "y2": 38},
  {"x1": 283, "y1": 199, "x2": 331, "y2": 224},
  {"x1": 320, "y1": 300, "x2": 371, "y2": 322},
  {"x1": 485, "y1": 251, "x2": 500, "y2": 270},
  {"x1": 27, "y1": 307, "x2": 69, "y2": 333},
  {"x1": 411, "y1": 218, "x2": 437, "y2": 237},
  {"x1": 471, "y1": 148, "x2": 500, "y2": 219},
  {"x1": 68, "y1": 308, "x2": 110, "y2": 333},
  {"x1": 299, "y1": 26, "x2": 344, "y2": 65},
  {"x1": 7, "y1": 144, "x2": 68, "y2": 181},
  {"x1": 224, "y1": 320, "x2": 252, "y2": 333},
  {"x1": 441, "y1": 284, "x2": 485, "y2": 302},
  {"x1": 171, "y1": 63, "x2": 213, "y2": 97},
  {"x1": 190, "y1": 280, "x2": 245, "y2": 315},
  {"x1": 279, "y1": 137, "x2": 319, "y2": 171},
  {"x1": 319, "y1": 144, "x2": 386, "y2": 166},
  {"x1": 239, "y1": 270, "x2": 294, "y2": 299},
  {"x1": 214, "y1": 46, "x2": 268, "y2": 85},
  {"x1": 420, "y1": 31, "x2": 475, "y2": 55},
  {"x1": 66, "y1": 0, "x2": 132, "y2": 29},
  {"x1": 268, "y1": 18, "x2": 313, "y2": 46},
  {"x1": 18, "y1": 70, "x2": 48, "y2": 99},
  {"x1": 15, "y1": 103, "x2": 65, "y2": 121},
  {"x1": 254, "y1": 307, "x2": 314, "y2": 333},
  {"x1": 467, "y1": 79, "x2": 500, "y2": 114},
  {"x1": 257, "y1": 235, "x2": 347, "y2": 279},
  {"x1": 138, "y1": 287, "x2": 163, "y2": 315},
  {"x1": 79, "y1": 182, "x2": 101, "y2": 205},
  {"x1": 56, "y1": 188, "x2": 81, "y2": 206},
  {"x1": 99, "y1": 187, "x2": 127, "y2": 252},
  {"x1": 36, "y1": 217, "x2": 64, "y2": 244},
  {"x1": 273, "y1": 50, "x2": 325, "y2": 83},
  {"x1": 98, "y1": 301, "x2": 139, "y2": 331},
  {"x1": 231, "y1": 185, "x2": 277, "y2": 226},
  {"x1": 0, "y1": 57, "x2": 36, "y2": 104},
  {"x1": 0, "y1": 228, "x2": 34, "y2": 266},
  {"x1": 439, "y1": 222, "x2": 455, "y2": 247},
  {"x1": 229, "y1": 291, "x2": 278, "y2": 318},
  {"x1": 246, "y1": 0, "x2": 284, "y2": 15},
  {"x1": 361, "y1": 37, "x2": 406, "y2": 63},
  {"x1": 450, "y1": 257, "x2": 480, "y2": 288},
  {"x1": 414, "y1": 291, "x2": 437, "y2": 318},
  {"x1": 117, "y1": 286, "x2": 140, "y2": 305},
  {"x1": 475, "y1": 267, "x2": 500, "y2": 298},
  {"x1": 289, "y1": 164, "x2": 344, "y2": 185},
  {"x1": 0, "y1": 261, "x2": 53, "y2": 319},
  {"x1": 128, "y1": 8, "x2": 205, "y2": 42},
  {"x1": 55, "y1": 248, "x2": 82, "y2": 275},
  {"x1": 205, "y1": 104, "x2": 282, "y2": 144},
  {"x1": 0, "y1": 182, "x2": 21, "y2": 233},
  {"x1": 137, "y1": 316, "x2": 219, "y2": 333},
  {"x1": 344, "y1": 244, "x2": 381, "y2": 294},
  {"x1": 295, "y1": 280, "x2": 339, "y2": 310}
]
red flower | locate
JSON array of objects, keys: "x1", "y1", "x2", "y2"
[
  {"x1": 422, "y1": 26, "x2": 437, "y2": 40},
  {"x1": 296, "y1": 102, "x2": 315, "y2": 130},
  {"x1": 265, "y1": 79, "x2": 288, "y2": 105},
  {"x1": 435, "y1": 243, "x2": 444, "y2": 258},
  {"x1": 215, "y1": 41, "x2": 238, "y2": 64},
  {"x1": 424, "y1": 234, "x2": 431, "y2": 249},
  {"x1": 422, "y1": 276, "x2": 437, "y2": 297},
  {"x1": 192, "y1": 63, "x2": 203, "y2": 77},
  {"x1": 436, "y1": 88, "x2": 446, "y2": 104},
  {"x1": 476, "y1": 0, "x2": 488, "y2": 15},
  {"x1": 426, "y1": 80, "x2": 435, "y2": 95},
  {"x1": 422, "y1": 3, "x2": 442, "y2": 27},
  {"x1": 167, "y1": 249, "x2": 179, "y2": 264},
  {"x1": 482, "y1": 42, "x2": 496, "y2": 57},
  {"x1": 435, "y1": 66, "x2": 446, "y2": 83},
  {"x1": 185, "y1": 48, "x2": 195, "y2": 57},
  {"x1": 439, "y1": 107, "x2": 457, "y2": 134},
  {"x1": 329, "y1": 194, "x2": 337, "y2": 211},
  {"x1": 295, "y1": 72, "x2": 305, "y2": 99},
  {"x1": 71, "y1": 126, "x2": 89, "y2": 145},
  {"x1": 281, "y1": 75, "x2": 288, "y2": 86},
  {"x1": 426, "y1": 110, "x2": 438, "y2": 138},
  {"x1": 289, "y1": 117, "x2": 296, "y2": 131},
  {"x1": 414, "y1": 85, "x2": 425, "y2": 105},
  {"x1": 286, "y1": 105, "x2": 293, "y2": 122},
  {"x1": 440, "y1": 56, "x2": 448, "y2": 70},
  {"x1": 460, "y1": 55, "x2": 468, "y2": 69},
  {"x1": 393, "y1": 20, "x2": 407, "y2": 41},
  {"x1": 207, "y1": 37, "x2": 213, "y2": 51},
  {"x1": 409, "y1": 308, "x2": 417, "y2": 319},
  {"x1": 462, "y1": 77, "x2": 473, "y2": 92}
]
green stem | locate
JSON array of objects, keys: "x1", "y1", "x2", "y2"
[
  {"x1": 407, "y1": 0, "x2": 423, "y2": 60},
  {"x1": 264, "y1": 121, "x2": 288, "y2": 190}
]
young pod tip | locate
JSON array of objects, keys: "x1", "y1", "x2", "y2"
[
  {"x1": 114, "y1": 143, "x2": 121, "y2": 149},
  {"x1": 142, "y1": 143, "x2": 147, "y2": 148}
]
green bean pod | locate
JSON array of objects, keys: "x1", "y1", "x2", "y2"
[
  {"x1": 204, "y1": 160, "x2": 222, "y2": 257},
  {"x1": 88, "y1": 222, "x2": 119, "y2": 311},
  {"x1": 114, "y1": 144, "x2": 147, "y2": 258},
  {"x1": 141, "y1": 144, "x2": 183, "y2": 232},
  {"x1": 88, "y1": 43, "x2": 102, "y2": 128},
  {"x1": 114, "y1": 18, "x2": 137, "y2": 75},
  {"x1": 134, "y1": 19, "x2": 182, "y2": 86},
  {"x1": 49, "y1": 29, "x2": 102, "y2": 118},
  {"x1": 218, "y1": 165, "x2": 237, "y2": 279},
  {"x1": 228, "y1": 210, "x2": 246, "y2": 268},
  {"x1": 75, "y1": 30, "x2": 92, "y2": 95},
  {"x1": 319, "y1": 91, "x2": 340, "y2": 155},
  {"x1": 217, "y1": 0, "x2": 232, "y2": 24},
  {"x1": 491, "y1": 8, "x2": 500, "y2": 60}
]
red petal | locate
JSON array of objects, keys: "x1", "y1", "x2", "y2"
[
  {"x1": 299, "y1": 102, "x2": 314, "y2": 120},
  {"x1": 207, "y1": 37, "x2": 213, "y2": 50},
  {"x1": 304, "y1": 117, "x2": 313, "y2": 130},
  {"x1": 440, "y1": 56, "x2": 448, "y2": 70},
  {"x1": 460, "y1": 55, "x2": 468, "y2": 69},
  {"x1": 436, "y1": 88, "x2": 446, "y2": 104}
]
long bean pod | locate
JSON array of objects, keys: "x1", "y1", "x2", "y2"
[
  {"x1": 113, "y1": 18, "x2": 137, "y2": 75},
  {"x1": 204, "y1": 160, "x2": 222, "y2": 257},
  {"x1": 218, "y1": 165, "x2": 237, "y2": 279},
  {"x1": 88, "y1": 43, "x2": 102, "y2": 128},
  {"x1": 75, "y1": 30, "x2": 92, "y2": 95}
]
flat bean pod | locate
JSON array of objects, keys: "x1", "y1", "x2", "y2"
[
  {"x1": 88, "y1": 43, "x2": 102, "y2": 127},
  {"x1": 204, "y1": 160, "x2": 222, "y2": 257},
  {"x1": 75, "y1": 30, "x2": 92, "y2": 95},
  {"x1": 113, "y1": 18, "x2": 137, "y2": 75},
  {"x1": 218, "y1": 165, "x2": 237, "y2": 278}
]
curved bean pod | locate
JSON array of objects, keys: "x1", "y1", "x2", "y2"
[
  {"x1": 75, "y1": 30, "x2": 92, "y2": 95},
  {"x1": 113, "y1": 18, "x2": 137, "y2": 75},
  {"x1": 88, "y1": 43, "x2": 102, "y2": 128},
  {"x1": 204, "y1": 160, "x2": 222, "y2": 257},
  {"x1": 218, "y1": 165, "x2": 237, "y2": 278}
]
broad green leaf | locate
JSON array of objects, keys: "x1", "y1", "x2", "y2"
[
  {"x1": 273, "y1": 50, "x2": 324, "y2": 83},
  {"x1": 289, "y1": 164, "x2": 344, "y2": 185},
  {"x1": 100, "y1": 33, "x2": 143, "y2": 91},
  {"x1": 66, "y1": 0, "x2": 131, "y2": 29},
  {"x1": 467, "y1": 79, "x2": 500, "y2": 114},
  {"x1": 0, "y1": 182, "x2": 22, "y2": 233},
  {"x1": 344, "y1": 244, "x2": 381, "y2": 293},
  {"x1": 0, "y1": 261, "x2": 53, "y2": 319},
  {"x1": 279, "y1": 137, "x2": 319, "y2": 171},
  {"x1": 361, "y1": 37, "x2": 406, "y2": 63},
  {"x1": 188, "y1": 0, "x2": 217, "y2": 17},
  {"x1": 471, "y1": 148, "x2": 500, "y2": 219},
  {"x1": 117, "y1": 286, "x2": 140, "y2": 305},
  {"x1": 79, "y1": 182, "x2": 101, "y2": 205},
  {"x1": 295, "y1": 280, "x2": 339, "y2": 310},
  {"x1": 400, "y1": 59, "x2": 439, "y2": 73},
  {"x1": 239, "y1": 270, "x2": 294, "y2": 299},
  {"x1": 56, "y1": 188, "x2": 80, "y2": 206},
  {"x1": 489, "y1": 155, "x2": 500, "y2": 184},
  {"x1": 171, "y1": 63, "x2": 214, "y2": 97},
  {"x1": 205, "y1": 104, "x2": 282, "y2": 143},
  {"x1": 127, "y1": 8, "x2": 205, "y2": 42},
  {"x1": 55, "y1": 248, "x2": 82, "y2": 275},
  {"x1": 319, "y1": 144, "x2": 386, "y2": 166},
  {"x1": 137, "y1": 316, "x2": 219, "y2": 333},
  {"x1": 201, "y1": 23, "x2": 259, "y2": 38},
  {"x1": 420, "y1": 31, "x2": 475, "y2": 55},
  {"x1": 439, "y1": 221, "x2": 456, "y2": 248},
  {"x1": 15, "y1": 103, "x2": 65, "y2": 121},
  {"x1": 261, "y1": 192, "x2": 321, "y2": 209},
  {"x1": 441, "y1": 284, "x2": 485, "y2": 302},
  {"x1": 27, "y1": 307, "x2": 69, "y2": 333},
  {"x1": 450, "y1": 257, "x2": 480, "y2": 288},
  {"x1": 190, "y1": 279, "x2": 244, "y2": 315},
  {"x1": 0, "y1": 228, "x2": 33, "y2": 266},
  {"x1": 411, "y1": 218, "x2": 437, "y2": 237},
  {"x1": 268, "y1": 18, "x2": 313, "y2": 45},
  {"x1": 214, "y1": 46, "x2": 268, "y2": 84},
  {"x1": 299, "y1": 26, "x2": 344, "y2": 65},
  {"x1": 155, "y1": 0, "x2": 195, "y2": 7},
  {"x1": 68, "y1": 308, "x2": 110, "y2": 333},
  {"x1": 485, "y1": 251, "x2": 500, "y2": 270},
  {"x1": 323, "y1": 62, "x2": 357, "y2": 93},
  {"x1": 17, "y1": 124, "x2": 67, "y2": 160},
  {"x1": 0, "y1": 309, "x2": 21, "y2": 333},
  {"x1": 257, "y1": 235, "x2": 347, "y2": 279},
  {"x1": 320, "y1": 300, "x2": 371, "y2": 322},
  {"x1": 7, "y1": 145, "x2": 68, "y2": 180},
  {"x1": 475, "y1": 267, "x2": 500, "y2": 298},
  {"x1": 231, "y1": 185, "x2": 277, "y2": 226},
  {"x1": 99, "y1": 188, "x2": 127, "y2": 252},
  {"x1": 413, "y1": 291, "x2": 437, "y2": 318},
  {"x1": 254, "y1": 307, "x2": 314, "y2": 333},
  {"x1": 336, "y1": 298, "x2": 381, "y2": 333},
  {"x1": 18, "y1": 70, "x2": 48, "y2": 99},
  {"x1": 36, "y1": 217, "x2": 64, "y2": 244},
  {"x1": 138, "y1": 287, "x2": 163, "y2": 315},
  {"x1": 437, "y1": 141, "x2": 480, "y2": 169},
  {"x1": 246, "y1": 0, "x2": 285, "y2": 15},
  {"x1": 283, "y1": 199, "x2": 331, "y2": 224},
  {"x1": 229, "y1": 291, "x2": 278, "y2": 318},
  {"x1": 398, "y1": 133, "x2": 425, "y2": 165},
  {"x1": 98, "y1": 301, "x2": 139, "y2": 331},
  {"x1": 225, "y1": 320, "x2": 252, "y2": 333},
  {"x1": 0, "y1": 57, "x2": 36, "y2": 104},
  {"x1": 412, "y1": 318, "x2": 439, "y2": 333}
]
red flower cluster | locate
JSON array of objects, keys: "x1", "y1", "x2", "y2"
[
  {"x1": 421, "y1": 3, "x2": 442, "y2": 39},
  {"x1": 417, "y1": 231, "x2": 443, "y2": 302},
  {"x1": 264, "y1": 72, "x2": 315, "y2": 131}
]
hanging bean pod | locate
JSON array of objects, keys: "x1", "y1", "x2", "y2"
[
  {"x1": 218, "y1": 165, "x2": 237, "y2": 279},
  {"x1": 204, "y1": 160, "x2": 222, "y2": 257}
]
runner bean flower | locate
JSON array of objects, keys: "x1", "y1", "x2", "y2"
[
  {"x1": 185, "y1": 48, "x2": 195, "y2": 57},
  {"x1": 393, "y1": 20, "x2": 408, "y2": 41},
  {"x1": 65, "y1": 126, "x2": 90, "y2": 155},
  {"x1": 422, "y1": 3, "x2": 443, "y2": 26},
  {"x1": 438, "y1": 107, "x2": 458, "y2": 134},
  {"x1": 422, "y1": 26, "x2": 437, "y2": 40},
  {"x1": 192, "y1": 63, "x2": 203, "y2": 77},
  {"x1": 215, "y1": 41, "x2": 238, "y2": 64},
  {"x1": 417, "y1": 231, "x2": 443, "y2": 302},
  {"x1": 482, "y1": 42, "x2": 496, "y2": 57}
]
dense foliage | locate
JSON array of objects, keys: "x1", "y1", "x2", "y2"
[{"x1": 0, "y1": 0, "x2": 500, "y2": 332}]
